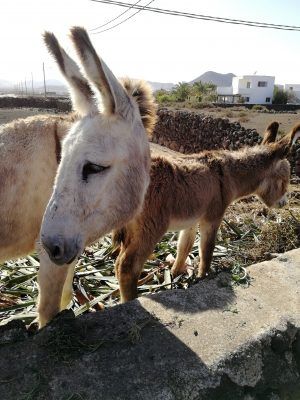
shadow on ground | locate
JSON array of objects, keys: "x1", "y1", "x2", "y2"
[{"x1": 0, "y1": 251, "x2": 300, "y2": 400}]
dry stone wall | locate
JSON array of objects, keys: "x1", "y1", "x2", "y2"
[
  {"x1": 0, "y1": 96, "x2": 71, "y2": 111},
  {"x1": 152, "y1": 108, "x2": 262, "y2": 152}
]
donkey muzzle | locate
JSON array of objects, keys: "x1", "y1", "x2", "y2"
[{"x1": 41, "y1": 235, "x2": 79, "y2": 266}]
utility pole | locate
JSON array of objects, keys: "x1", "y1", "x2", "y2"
[
  {"x1": 43, "y1": 62, "x2": 47, "y2": 97},
  {"x1": 31, "y1": 72, "x2": 34, "y2": 96},
  {"x1": 24, "y1": 78, "x2": 28, "y2": 96}
]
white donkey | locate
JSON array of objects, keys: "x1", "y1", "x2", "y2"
[{"x1": 0, "y1": 27, "x2": 156, "y2": 327}]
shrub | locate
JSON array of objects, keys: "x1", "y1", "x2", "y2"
[
  {"x1": 224, "y1": 110, "x2": 234, "y2": 118},
  {"x1": 273, "y1": 86, "x2": 288, "y2": 104},
  {"x1": 238, "y1": 116, "x2": 249, "y2": 123},
  {"x1": 187, "y1": 100, "x2": 215, "y2": 109},
  {"x1": 252, "y1": 104, "x2": 264, "y2": 111},
  {"x1": 156, "y1": 94, "x2": 172, "y2": 104},
  {"x1": 155, "y1": 89, "x2": 176, "y2": 104},
  {"x1": 172, "y1": 82, "x2": 191, "y2": 102}
]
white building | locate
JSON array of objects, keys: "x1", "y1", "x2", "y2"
[
  {"x1": 284, "y1": 84, "x2": 300, "y2": 103},
  {"x1": 217, "y1": 75, "x2": 275, "y2": 104}
]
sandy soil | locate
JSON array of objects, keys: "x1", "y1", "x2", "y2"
[{"x1": 200, "y1": 107, "x2": 300, "y2": 135}]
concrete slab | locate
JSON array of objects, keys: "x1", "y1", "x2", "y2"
[{"x1": 0, "y1": 249, "x2": 299, "y2": 400}]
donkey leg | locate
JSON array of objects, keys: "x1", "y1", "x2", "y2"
[
  {"x1": 198, "y1": 220, "x2": 221, "y2": 278},
  {"x1": 171, "y1": 226, "x2": 198, "y2": 277},
  {"x1": 117, "y1": 227, "x2": 166, "y2": 303},
  {"x1": 118, "y1": 249, "x2": 145, "y2": 303},
  {"x1": 60, "y1": 263, "x2": 76, "y2": 310},
  {"x1": 37, "y1": 250, "x2": 70, "y2": 328}
]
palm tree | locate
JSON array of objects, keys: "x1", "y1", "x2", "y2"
[{"x1": 173, "y1": 82, "x2": 191, "y2": 101}]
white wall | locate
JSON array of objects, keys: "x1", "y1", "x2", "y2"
[
  {"x1": 216, "y1": 86, "x2": 233, "y2": 95},
  {"x1": 284, "y1": 83, "x2": 300, "y2": 92},
  {"x1": 232, "y1": 75, "x2": 275, "y2": 104},
  {"x1": 284, "y1": 84, "x2": 300, "y2": 103}
]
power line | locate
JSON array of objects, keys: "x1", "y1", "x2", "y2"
[
  {"x1": 91, "y1": 0, "x2": 155, "y2": 34},
  {"x1": 90, "y1": 0, "x2": 143, "y2": 31},
  {"x1": 89, "y1": 0, "x2": 300, "y2": 31}
]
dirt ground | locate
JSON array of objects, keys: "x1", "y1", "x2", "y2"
[
  {"x1": 200, "y1": 106, "x2": 300, "y2": 135},
  {"x1": 0, "y1": 108, "x2": 59, "y2": 125}
]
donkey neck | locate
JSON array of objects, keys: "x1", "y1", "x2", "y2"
[{"x1": 222, "y1": 147, "x2": 274, "y2": 201}]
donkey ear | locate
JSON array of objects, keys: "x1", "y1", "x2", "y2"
[
  {"x1": 291, "y1": 123, "x2": 300, "y2": 145},
  {"x1": 272, "y1": 123, "x2": 300, "y2": 159},
  {"x1": 70, "y1": 26, "x2": 131, "y2": 117},
  {"x1": 262, "y1": 121, "x2": 279, "y2": 144},
  {"x1": 43, "y1": 32, "x2": 97, "y2": 117}
]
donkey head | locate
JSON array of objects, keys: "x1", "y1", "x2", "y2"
[
  {"x1": 41, "y1": 27, "x2": 151, "y2": 265},
  {"x1": 257, "y1": 122, "x2": 300, "y2": 208}
]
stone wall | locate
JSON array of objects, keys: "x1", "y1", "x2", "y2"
[
  {"x1": 0, "y1": 96, "x2": 71, "y2": 111},
  {"x1": 152, "y1": 108, "x2": 262, "y2": 152}
]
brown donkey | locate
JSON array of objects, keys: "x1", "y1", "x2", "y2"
[
  {"x1": 0, "y1": 28, "x2": 156, "y2": 326},
  {"x1": 113, "y1": 122, "x2": 300, "y2": 302}
]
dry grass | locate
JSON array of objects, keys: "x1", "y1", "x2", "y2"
[
  {"x1": 238, "y1": 116, "x2": 250, "y2": 123},
  {"x1": 1, "y1": 185, "x2": 299, "y2": 327},
  {"x1": 202, "y1": 107, "x2": 300, "y2": 135}
]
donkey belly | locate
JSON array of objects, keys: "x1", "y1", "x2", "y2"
[
  {"x1": 0, "y1": 197, "x2": 49, "y2": 262},
  {"x1": 168, "y1": 217, "x2": 199, "y2": 231},
  {"x1": 0, "y1": 158, "x2": 57, "y2": 262},
  {"x1": 0, "y1": 115, "x2": 67, "y2": 263},
  {"x1": 0, "y1": 237, "x2": 37, "y2": 263}
]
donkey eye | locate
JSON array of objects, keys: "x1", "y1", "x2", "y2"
[{"x1": 82, "y1": 162, "x2": 109, "y2": 181}]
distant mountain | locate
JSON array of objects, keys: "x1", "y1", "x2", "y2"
[
  {"x1": 148, "y1": 81, "x2": 175, "y2": 92},
  {"x1": 0, "y1": 77, "x2": 175, "y2": 94},
  {"x1": 0, "y1": 73, "x2": 236, "y2": 95},
  {"x1": 190, "y1": 71, "x2": 235, "y2": 87}
]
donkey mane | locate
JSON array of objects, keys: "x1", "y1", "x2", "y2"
[{"x1": 120, "y1": 78, "x2": 157, "y2": 136}]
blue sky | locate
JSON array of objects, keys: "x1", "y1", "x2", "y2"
[{"x1": 1, "y1": 0, "x2": 299, "y2": 85}]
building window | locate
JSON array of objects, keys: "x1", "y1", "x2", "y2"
[
  {"x1": 258, "y1": 81, "x2": 267, "y2": 87},
  {"x1": 289, "y1": 87, "x2": 293, "y2": 91},
  {"x1": 246, "y1": 82, "x2": 251, "y2": 88},
  {"x1": 245, "y1": 97, "x2": 250, "y2": 102},
  {"x1": 265, "y1": 97, "x2": 271, "y2": 103}
]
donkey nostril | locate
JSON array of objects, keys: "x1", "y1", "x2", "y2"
[
  {"x1": 52, "y1": 245, "x2": 63, "y2": 259},
  {"x1": 42, "y1": 238, "x2": 64, "y2": 262}
]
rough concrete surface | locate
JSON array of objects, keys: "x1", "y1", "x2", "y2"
[{"x1": 0, "y1": 249, "x2": 299, "y2": 400}]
